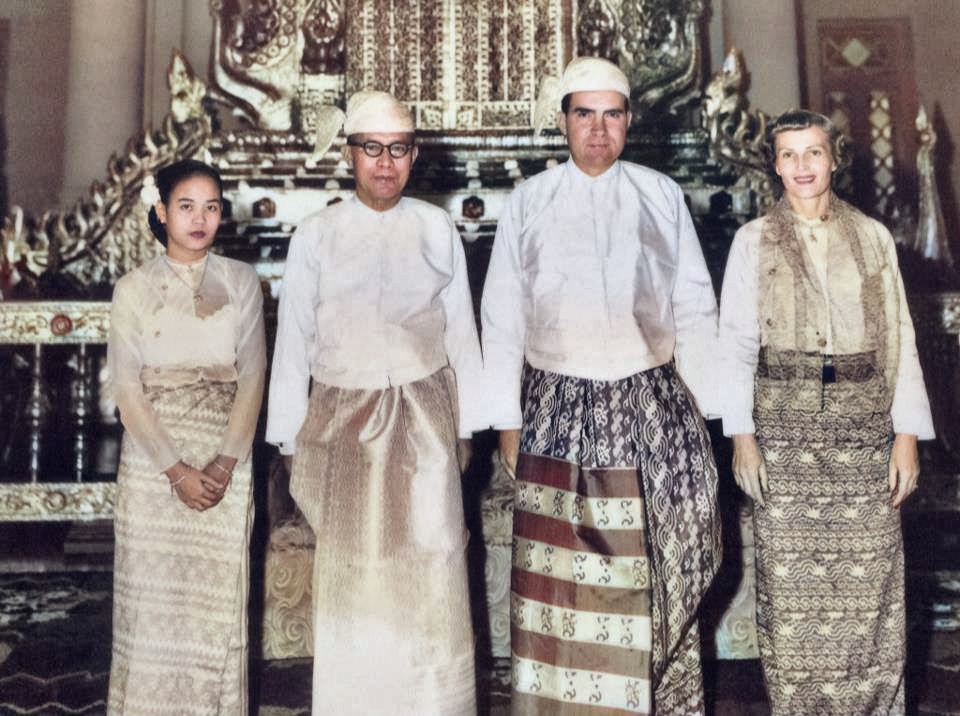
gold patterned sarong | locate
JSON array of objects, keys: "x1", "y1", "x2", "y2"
[
  {"x1": 109, "y1": 380, "x2": 253, "y2": 716},
  {"x1": 511, "y1": 363, "x2": 721, "y2": 715},
  {"x1": 290, "y1": 367, "x2": 476, "y2": 715},
  {"x1": 753, "y1": 348, "x2": 905, "y2": 715}
]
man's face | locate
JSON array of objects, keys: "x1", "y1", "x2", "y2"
[
  {"x1": 558, "y1": 90, "x2": 631, "y2": 177},
  {"x1": 346, "y1": 132, "x2": 418, "y2": 211}
]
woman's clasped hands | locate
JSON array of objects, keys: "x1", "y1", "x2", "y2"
[{"x1": 165, "y1": 455, "x2": 236, "y2": 510}]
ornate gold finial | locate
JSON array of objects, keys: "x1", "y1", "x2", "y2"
[
  {"x1": 169, "y1": 51, "x2": 208, "y2": 125},
  {"x1": 914, "y1": 104, "x2": 955, "y2": 268},
  {"x1": 702, "y1": 49, "x2": 775, "y2": 210}
]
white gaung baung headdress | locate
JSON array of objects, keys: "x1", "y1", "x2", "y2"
[
  {"x1": 306, "y1": 90, "x2": 415, "y2": 167},
  {"x1": 533, "y1": 57, "x2": 631, "y2": 138},
  {"x1": 344, "y1": 90, "x2": 415, "y2": 135}
]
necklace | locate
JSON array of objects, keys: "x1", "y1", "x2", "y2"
[
  {"x1": 164, "y1": 255, "x2": 207, "y2": 304},
  {"x1": 801, "y1": 212, "x2": 830, "y2": 243}
]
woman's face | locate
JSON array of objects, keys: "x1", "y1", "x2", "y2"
[
  {"x1": 155, "y1": 174, "x2": 222, "y2": 262},
  {"x1": 773, "y1": 126, "x2": 836, "y2": 205}
]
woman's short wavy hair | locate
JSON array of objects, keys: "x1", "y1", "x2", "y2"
[{"x1": 765, "y1": 109, "x2": 850, "y2": 183}]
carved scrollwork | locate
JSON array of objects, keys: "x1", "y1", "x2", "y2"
[
  {"x1": 577, "y1": 0, "x2": 705, "y2": 116},
  {"x1": 0, "y1": 52, "x2": 211, "y2": 294},
  {"x1": 302, "y1": 0, "x2": 345, "y2": 75},
  {"x1": 578, "y1": 0, "x2": 618, "y2": 61},
  {"x1": 210, "y1": 0, "x2": 346, "y2": 131},
  {"x1": 262, "y1": 515, "x2": 316, "y2": 658},
  {"x1": 702, "y1": 49, "x2": 775, "y2": 210},
  {"x1": 227, "y1": 0, "x2": 289, "y2": 65},
  {"x1": 0, "y1": 482, "x2": 115, "y2": 521},
  {"x1": 211, "y1": 0, "x2": 308, "y2": 131}
]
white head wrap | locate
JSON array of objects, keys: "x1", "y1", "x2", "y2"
[
  {"x1": 344, "y1": 91, "x2": 415, "y2": 135},
  {"x1": 305, "y1": 91, "x2": 415, "y2": 167},
  {"x1": 533, "y1": 57, "x2": 630, "y2": 137}
]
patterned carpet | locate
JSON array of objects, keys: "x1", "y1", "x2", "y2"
[{"x1": 0, "y1": 570, "x2": 957, "y2": 714}]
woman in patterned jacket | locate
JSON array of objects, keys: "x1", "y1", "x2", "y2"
[{"x1": 718, "y1": 109, "x2": 934, "y2": 714}]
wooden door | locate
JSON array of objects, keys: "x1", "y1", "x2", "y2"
[{"x1": 808, "y1": 18, "x2": 918, "y2": 219}]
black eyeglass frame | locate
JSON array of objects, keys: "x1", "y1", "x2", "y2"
[{"x1": 346, "y1": 139, "x2": 416, "y2": 158}]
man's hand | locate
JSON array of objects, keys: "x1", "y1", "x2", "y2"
[
  {"x1": 732, "y1": 433, "x2": 768, "y2": 506},
  {"x1": 457, "y1": 438, "x2": 473, "y2": 473},
  {"x1": 499, "y1": 429, "x2": 521, "y2": 479},
  {"x1": 889, "y1": 433, "x2": 920, "y2": 508}
]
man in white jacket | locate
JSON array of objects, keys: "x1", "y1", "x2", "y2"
[
  {"x1": 266, "y1": 91, "x2": 482, "y2": 715},
  {"x1": 481, "y1": 57, "x2": 721, "y2": 715}
]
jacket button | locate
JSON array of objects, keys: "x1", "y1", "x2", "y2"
[
  {"x1": 766, "y1": 318, "x2": 774, "y2": 326},
  {"x1": 817, "y1": 338, "x2": 827, "y2": 348},
  {"x1": 768, "y1": 268, "x2": 776, "y2": 275}
]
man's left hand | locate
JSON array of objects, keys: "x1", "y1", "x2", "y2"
[
  {"x1": 889, "y1": 433, "x2": 920, "y2": 508},
  {"x1": 457, "y1": 438, "x2": 473, "y2": 473}
]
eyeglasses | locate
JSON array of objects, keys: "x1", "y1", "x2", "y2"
[{"x1": 347, "y1": 139, "x2": 415, "y2": 158}]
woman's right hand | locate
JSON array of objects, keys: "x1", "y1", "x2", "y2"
[
  {"x1": 166, "y1": 461, "x2": 223, "y2": 511},
  {"x1": 732, "y1": 434, "x2": 769, "y2": 506}
]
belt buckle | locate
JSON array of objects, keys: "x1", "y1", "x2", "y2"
[{"x1": 821, "y1": 356, "x2": 836, "y2": 384}]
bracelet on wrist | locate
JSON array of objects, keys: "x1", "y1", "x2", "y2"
[
  {"x1": 169, "y1": 472, "x2": 188, "y2": 495},
  {"x1": 211, "y1": 460, "x2": 233, "y2": 477}
]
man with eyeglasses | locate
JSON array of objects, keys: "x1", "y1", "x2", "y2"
[
  {"x1": 481, "y1": 57, "x2": 721, "y2": 714},
  {"x1": 266, "y1": 90, "x2": 482, "y2": 715}
]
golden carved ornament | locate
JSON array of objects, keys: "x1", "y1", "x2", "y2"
[
  {"x1": 0, "y1": 52, "x2": 211, "y2": 292},
  {"x1": 914, "y1": 105, "x2": 956, "y2": 269},
  {"x1": 0, "y1": 301, "x2": 110, "y2": 344},
  {"x1": 0, "y1": 482, "x2": 115, "y2": 522},
  {"x1": 210, "y1": 0, "x2": 345, "y2": 132},
  {"x1": 618, "y1": 0, "x2": 706, "y2": 116},
  {"x1": 702, "y1": 49, "x2": 775, "y2": 211}
]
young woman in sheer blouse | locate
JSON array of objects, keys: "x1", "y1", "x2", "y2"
[{"x1": 107, "y1": 159, "x2": 266, "y2": 715}]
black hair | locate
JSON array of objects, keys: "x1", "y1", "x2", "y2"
[
  {"x1": 765, "y1": 109, "x2": 850, "y2": 185},
  {"x1": 146, "y1": 159, "x2": 224, "y2": 246},
  {"x1": 560, "y1": 93, "x2": 631, "y2": 114}
]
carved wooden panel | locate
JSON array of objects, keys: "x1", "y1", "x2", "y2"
[
  {"x1": 808, "y1": 18, "x2": 918, "y2": 218},
  {"x1": 345, "y1": 0, "x2": 575, "y2": 130}
]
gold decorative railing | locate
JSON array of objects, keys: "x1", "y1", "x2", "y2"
[{"x1": 0, "y1": 301, "x2": 115, "y2": 520}]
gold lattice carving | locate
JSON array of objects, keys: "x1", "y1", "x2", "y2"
[
  {"x1": 702, "y1": 50, "x2": 775, "y2": 210},
  {"x1": 346, "y1": 0, "x2": 573, "y2": 130},
  {"x1": 0, "y1": 52, "x2": 211, "y2": 292},
  {"x1": 869, "y1": 90, "x2": 896, "y2": 217},
  {"x1": 207, "y1": 1, "x2": 707, "y2": 132}
]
